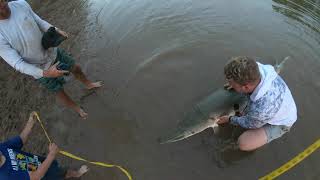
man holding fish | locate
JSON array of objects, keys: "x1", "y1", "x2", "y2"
[{"x1": 217, "y1": 56, "x2": 297, "y2": 151}]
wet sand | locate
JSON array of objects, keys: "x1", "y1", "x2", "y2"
[{"x1": 1, "y1": 0, "x2": 319, "y2": 179}]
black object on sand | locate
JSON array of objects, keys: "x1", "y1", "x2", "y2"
[{"x1": 41, "y1": 27, "x2": 67, "y2": 50}]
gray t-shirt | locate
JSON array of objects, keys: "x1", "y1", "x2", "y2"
[{"x1": 0, "y1": 0, "x2": 57, "y2": 79}]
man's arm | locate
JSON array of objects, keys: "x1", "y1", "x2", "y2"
[
  {"x1": 23, "y1": 0, "x2": 69, "y2": 37},
  {"x1": 18, "y1": 0, "x2": 52, "y2": 32},
  {"x1": 29, "y1": 143, "x2": 59, "y2": 180},
  {"x1": 0, "y1": 35, "x2": 44, "y2": 78},
  {"x1": 31, "y1": 12, "x2": 51, "y2": 33},
  {"x1": 0, "y1": 112, "x2": 37, "y2": 149},
  {"x1": 20, "y1": 112, "x2": 37, "y2": 145},
  {"x1": 229, "y1": 115, "x2": 267, "y2": 129},
  {"x1": 217, "y1": 115, "x2": 267, "y2": 129},
  {"x1": 0, "y1": 35, "x2": 69, "y2": 78}
]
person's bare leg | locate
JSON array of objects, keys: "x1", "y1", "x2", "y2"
[
  {"x1": 71, "y1": 64, "x2": 103, "y2": 89},
  {"x1": 56, "y1": 89, "x2": 88, "y2": 119},
  {"x1": 237, "y1": 127, "x2": 268, "y2": 151},
  {"x1": 65, "y1": 165, "x2": 89, "y2": 179}
]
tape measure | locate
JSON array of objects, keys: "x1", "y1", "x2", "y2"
[
  {"x1": 259, "y1": 138, "x2": 320, "y2": 179},
  {"x1": 34, "y1": 112, "x2": 133, "y2": 180}
]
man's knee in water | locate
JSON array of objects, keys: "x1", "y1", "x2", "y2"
[
  {"x1": 238, "y1": 137, "x2": 252, "y2": 151},
  {"x1": 237, "y1": 129, "x2": 267, "y2": 151}
]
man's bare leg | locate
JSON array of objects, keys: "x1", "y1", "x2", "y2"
[
  {"x1": 56, "y1": 89, "x2": 88, "y2": 119},
  {"x1": 237, "y1": 127, "x2": 267, "y2": 151},
  {"x1": 71, "y1": 64, "x2": 103, "y2": 89},
  {"x1": 65, "y1": 165, "x2": 89, "y2": 179}
]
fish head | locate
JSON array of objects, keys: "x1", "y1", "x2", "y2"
[{"x1": 158, "y1": 118, "x2": 217, "y2": 144}]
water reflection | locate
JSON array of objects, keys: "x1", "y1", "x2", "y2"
[{"x1": 272, "y1": 0, "x2": 320, "y2": 34}]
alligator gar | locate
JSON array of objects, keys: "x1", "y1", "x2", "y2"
[{"x1": 159, "y1": 57, "x2": 290, "y2": 144}]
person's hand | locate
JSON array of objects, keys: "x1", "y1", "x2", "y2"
[
  {"x1": 224, "y1": 82, "x2": 233, "y2": 91},
  {"x1": 48, "y1": 143, "x2": 59, "y2": 156},
  {"x1": 217, "y1": 115, "x2": 230, "y2": 124},
  {"x1": 43, "y1": 62, "x2": 69, "y2": 78},
  {"x1": 56, "y1": 28, "x2": 68, "y2": 38},
  {"x1": 27, "y1": 111, "x2": 37, "y2": 125}
]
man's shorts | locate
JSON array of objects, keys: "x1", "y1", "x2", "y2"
[
  {"x1": 263, "y1": 124, "x2": 291, "y2": 143},
  {"x1": 42, "y1": 160, "x2": 67, "y2": 180},
  {"x1": 38, "y1": 48, "x2": 75, "y2": 92}
]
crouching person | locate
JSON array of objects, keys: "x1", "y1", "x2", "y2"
[{"x1": 0, "y1": 112, "x2": 89, "y2": 179}]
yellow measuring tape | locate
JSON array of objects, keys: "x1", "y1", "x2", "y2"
[
  {"x1": 34, "y1": 112, "x2": 133, "y2": 180},
  {"x1": 259, "y1": 138, "x2": 320, "y2": 180}
]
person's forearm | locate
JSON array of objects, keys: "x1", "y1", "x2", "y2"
[
  {"x1": 0, "y1": 43, "x2": 43, "y2": 79},
  {"x1": 25, "y1": 0, "x2": 52, "y2": 32},
  {"x1": 32, "y1": 153, "x2": 56, "y2": 179},
  {"x1": 14, "y1": 60, "x2": 43, "y2": 79},
  {"x1": 230, "y1": 116, "x2": 266, "y2": 129},
  {"x1": 32, "y1": 12, "x2": 52, "y2": 32},
  {"x1": 19, "y1": 120, "x2": 34, "y2": 145}
]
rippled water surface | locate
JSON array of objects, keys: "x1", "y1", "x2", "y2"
[{"x1": 33, "y1": 0, "x2": 320, "y2": 179}]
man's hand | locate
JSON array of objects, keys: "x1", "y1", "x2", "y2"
[
  {"x1": 28, "y1": 111, "x2": 37, "y2": 125},
  {"x1": 43, "y1": 62, "x2": 69, "y2": 78},
  {"x1": 56, "y1": 28, "x2": 68, "y2": 38},
  {"x1": 224, "y1": 82, "x2": 233, "y2": 91},
  {"x1": 48, "y1": 143, "x2": 59, "y2": 157},
  {"x1": 217, "y1": 115, "x2": 230, "y2": 124},
  {"x1": 29, "y1": 143, "x2": 59, "y2": 180}
]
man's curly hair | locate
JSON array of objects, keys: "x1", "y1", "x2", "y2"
[{"x1": 224, "y1": 56, "x2": 260, "y2": 85}]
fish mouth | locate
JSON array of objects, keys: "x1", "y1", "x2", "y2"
[
  {"x1": 159, "y1": 118, "x2": 219, "y2": 144},
  {"x1": 158, "y1": 131, "x2": 195, "y2": 144},
  {"x1": 158, "y1": 125, "x2": 209, "y2": 144}
]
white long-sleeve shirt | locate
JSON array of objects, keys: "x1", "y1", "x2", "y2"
[
  {"x1": 230, "y1": 63, "x2": 297, "y2": 128},
  {"x1": 0, "y1": 0, "x2": 57, "y2": 79}
]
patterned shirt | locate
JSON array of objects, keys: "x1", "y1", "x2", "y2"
[{"x1": 230, "y1": 76, "x2": 286, "y2": 129}]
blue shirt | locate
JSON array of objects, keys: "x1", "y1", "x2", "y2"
[{"x1": 0, "y1": 136, "x2": 44, "y2": 180}]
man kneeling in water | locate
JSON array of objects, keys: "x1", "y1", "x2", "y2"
[
  {"x1": 217, "y1": 56, "x2": 297, "y2": 151},
  {"x1": 0, "y1": 112, "x2": 89, "y2": 180}
]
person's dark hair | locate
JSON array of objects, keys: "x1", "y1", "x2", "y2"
[{"x1": 224, "y1": 56, "x2": 260, "y2": 85}]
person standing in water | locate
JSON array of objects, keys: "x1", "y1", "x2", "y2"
[{"x1": 0, "y1": 0, "x2": 103, "y2": 119}]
